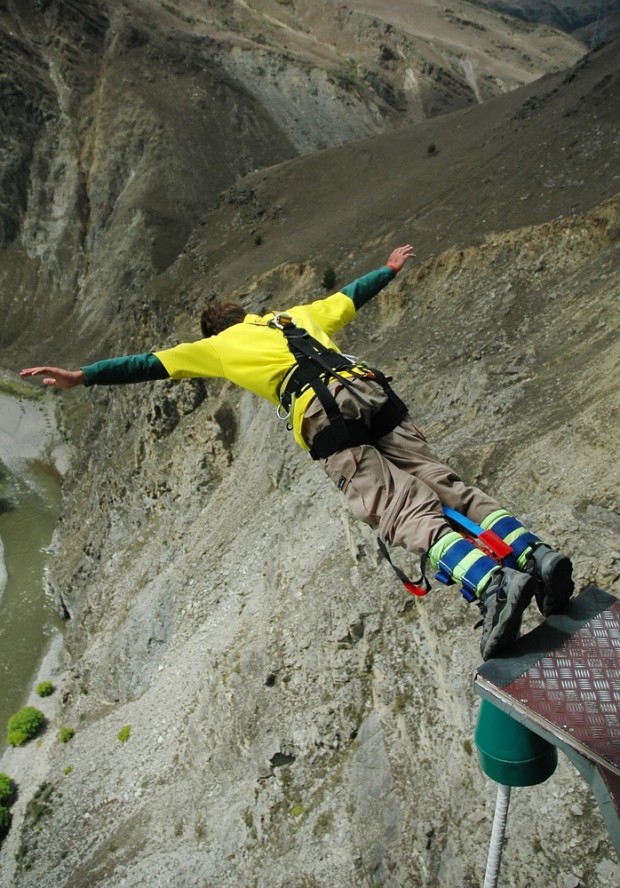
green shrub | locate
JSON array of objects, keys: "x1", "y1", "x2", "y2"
[
  {"x1": 36, "y1": 681, "x2": 54, "y2": 698},
  {"x1": 321, "y1": 265, "x2": 337, "y2": 290},
  {"x1": 0, "y1": 804, "x2": 11, "y2": 837},
  {"x1": 0, "y1": 773, "x2": 15, "y2": 805},
  {"x1": 117, "y1": 724, "x2": 131, "y2": 743},
  {"x1": 7, "y1": 707, "x2": 45, "y2": 747},
  {"x1": 58, "y1": 726, "x2": 75, "y2": 743}
]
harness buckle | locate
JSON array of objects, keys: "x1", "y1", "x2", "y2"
[{"x1": 271, "y1": 312, "x2": 295, "y2": 330}]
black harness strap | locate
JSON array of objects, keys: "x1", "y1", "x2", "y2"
[{"x1": 273, "y1": 315, "x2": 408, "y2": 460}]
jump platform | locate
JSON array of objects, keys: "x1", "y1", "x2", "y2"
[{"x1": 474, "y1": 585, "x2": 620, "y2": 854}]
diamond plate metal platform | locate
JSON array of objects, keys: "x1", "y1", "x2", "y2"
[{"x1": 475, "y1": 586, "x2": 620, "y2": 855}]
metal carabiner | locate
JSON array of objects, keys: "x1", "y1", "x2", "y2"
[{"x1": 276, "y1": 403, "x2": 290, "y2": 422}]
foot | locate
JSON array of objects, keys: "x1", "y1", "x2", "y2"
[
  {"x1": 526, "y1": 544, "x2": 574, "y2": 617},
  {"x1": 477, "y1": 568, "x2": 536, "y2": 661}
]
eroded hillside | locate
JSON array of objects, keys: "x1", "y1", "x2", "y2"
[{"x1": 2, "y1": 196, "x2": 618, "y2": 888}]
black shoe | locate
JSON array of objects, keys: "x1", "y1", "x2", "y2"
[
  {"x1": 526, "y1": 544, "x2": 574, "y2": 617},
  {"x1": 477, "y1": 568, "x2": 535, "y2": 661}
]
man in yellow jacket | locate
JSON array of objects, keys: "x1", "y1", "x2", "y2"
[{"x1": 21, "y1": 244, "x2": 573, "y2": 659}]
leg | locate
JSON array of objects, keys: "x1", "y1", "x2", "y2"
[
  {"x1": 376, "y1": 412, "x2": 573, "y2": 616},
  {"x1": 303, "y1": 387, "x2": 532, "y2": 659},
  {"x1": 375, "y1": 416, "x2": 502, "y2": 524}
]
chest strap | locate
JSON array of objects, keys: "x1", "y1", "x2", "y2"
[{"x1": 272, "y1": 314, "x2": 407, "y2": 459}]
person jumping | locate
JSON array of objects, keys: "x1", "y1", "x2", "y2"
[{"x1": 20, "y1": 244, "x2": 574, "y2": 659}]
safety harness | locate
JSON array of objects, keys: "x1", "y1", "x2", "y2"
[{"x1": 271, "y1": 312, "x2": 408, "y2": 460}]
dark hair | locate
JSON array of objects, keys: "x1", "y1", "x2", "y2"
[{"x1": 200, "y1": 301, "x2": 246, "y2": 337}]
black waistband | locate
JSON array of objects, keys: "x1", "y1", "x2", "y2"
[{"x1": 309, "y1": 389, "x2": 408, "y2": 459}]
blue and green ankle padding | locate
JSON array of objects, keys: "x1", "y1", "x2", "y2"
[{"x1": 427, "y1": 508, "x2": 540, "y2": 602}]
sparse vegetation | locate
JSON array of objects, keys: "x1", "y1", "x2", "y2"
[
  {"x1": 58, "y1": 726, "x2": 75, "y2": 743},
  {"x1": 7, "y1": 707, "x2": 45, "y2": 747},
  {"x1": 313, "y1": 810, "x2": 333, "y2": 836},
  {"x1": 462, "y1": 739, "x2": 473, "y2": 756},
  {"x1": 393, "y1": 694, "x2": 406, "y2": 714},
  {"x1": 117, "y1": 724, "x2": 132, "y2": 743},
  {"x1": 321, "y1": 265, "x2": 337, "y2": 290},
  {"x1": 0, "y1": 773, "x2": 15, "y2": 805},
  {"x1": 36, "y1": 680, "x2": 54, "y2": 698},
  {"x1": 24, "y1": 782, "x2": 55, "y2": 827},
  {"x1": 0, "y1": 805, "x2": 11, "y2": 838}
]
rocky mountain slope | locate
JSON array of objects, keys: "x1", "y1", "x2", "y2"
[
  {"x1": 0, "y1": 0, "x2": 585, "y2": 361},
  {"x1": 0, "y1": 1, "x2": 619, "y2": 886},
  {"x1": 475, "y1": 0, "x2": 603, "y2": 33}
]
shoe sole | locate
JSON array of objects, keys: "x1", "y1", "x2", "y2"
[{"x1": 480, "y1": 572, "x2": 535, "y2": 661}]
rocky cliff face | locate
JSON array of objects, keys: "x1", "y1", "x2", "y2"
[{"x1": 0, "y1": 2, "x2": 619, "y2": 887}]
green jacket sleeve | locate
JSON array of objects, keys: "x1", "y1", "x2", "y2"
[
  {"x1": 341, "y1": 266, "x2": 396, "y2": 310},
  {"x1": 81, "y1": 353, "x2": 169, "y2": 386}
]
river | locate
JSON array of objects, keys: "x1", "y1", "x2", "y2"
[{"x1": 0, "y1": 388, "x2": 67, "y2": 750}]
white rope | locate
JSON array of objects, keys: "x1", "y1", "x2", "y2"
[{"x1": 484, "y1": 783, "x2": 512, "y2": 888}]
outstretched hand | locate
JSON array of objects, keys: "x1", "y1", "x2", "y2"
[
  {"x1": 386, "y1": 244, "x2": 416, "y2": 272},
  {"x1": 20, "y1": 366, "x2": 85, "y2": 389}
]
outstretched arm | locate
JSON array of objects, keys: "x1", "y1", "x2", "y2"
[
  {"x1": 341, "y1": 243, "x2": 416, "y2": 309},
  {"x1": 21, "y1": 353, "x2": 170, "y2": 388}
]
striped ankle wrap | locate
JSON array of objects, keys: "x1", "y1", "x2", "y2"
[
  {"x1": 428, "y1": 531, "x2": 498, "y2": 598},
  {"x1": 480, "y1": 510, "x2": 541, "y2": 568}
]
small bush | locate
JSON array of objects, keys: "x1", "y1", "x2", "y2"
[
  {"x1": 321, "y1": 265, "x2": 337, "y2": 290},
  {"x1": 36, "y1": 681, "x2": 54, "y2": 698},
  {"x1": 117, "y1": 725, "x2": 131, "y2": 743},
  {"x1": 254, "y1": 233, "x2": 263, "y2": 246},
  {"x1": 0, "y1": 774, "x2": 15, "y2": 805},
  {"x1": 58, "y1": 726, "x2": 75, "y2": 744},
  {"x1": 25, "y1": 782, "x2": 54, "y2": 827},
  {"x1": 0, "y1": 804, "x2": 11, "y2": 837},
  {"x1": 7, "y1": 707, "x2": 45, "y2": 747}
]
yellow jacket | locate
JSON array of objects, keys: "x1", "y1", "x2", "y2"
[{"x1": 154, "y1": 292, "x2": 355, "y2": 449}]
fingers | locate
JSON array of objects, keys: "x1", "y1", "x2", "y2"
[
  {"x1": 19, "y1": 366, "x2": 71, "y2": 388},
  {"x1": 387, "y1": 244, "x2": 416, "y2": 272}
]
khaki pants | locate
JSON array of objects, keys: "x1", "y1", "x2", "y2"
[{"x1": 301, "y1": 378, "x2": 501, "y2": 555}]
